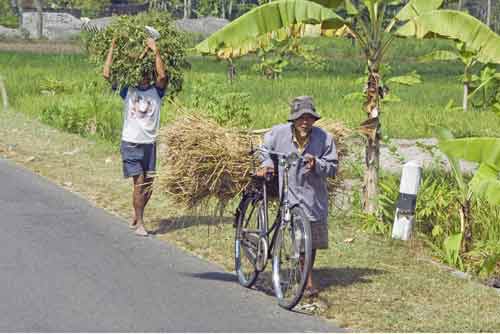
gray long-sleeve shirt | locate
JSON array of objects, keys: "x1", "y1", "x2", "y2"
[{"x1": 260, "y1": 123, "x2": 338, "y2": 223}]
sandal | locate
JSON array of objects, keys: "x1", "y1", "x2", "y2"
[
  {"x1": 134, "y1": 225, "x2": 149, "y2": 237},
  {"x1": 303, "y1": 287, "x2": 319, "y2": 298}
]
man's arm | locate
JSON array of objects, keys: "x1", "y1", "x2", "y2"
[
  {"x1": 312, "y1": 135, "x2": 338, "y2": 178},
  {"x1": 255, "y1": 128, "x2": 277, "y2": 177},
  {"x1": 103, "y1": 38, "x2": 116, "y2": 82},
  {"x1": 146, "y1": 38, "x2": 167, "y2": 90}
]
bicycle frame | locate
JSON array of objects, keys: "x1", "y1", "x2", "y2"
[{"x1": 250, "y1": 151, "x2": 299, "y2": 267}]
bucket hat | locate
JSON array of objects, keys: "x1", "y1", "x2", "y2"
[{"x1": 288, "y1": 96, "x2": 321, "y2": 121}]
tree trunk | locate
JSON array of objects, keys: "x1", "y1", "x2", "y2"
[
  {"x1": 183, "y1": 0, "x2": 190, "y2": 18},
  {"x1": 459, "y1": 200, "x2": 473, "y2": 253},
  {"x1": 10, "y1": 0, "x2": 19, "y2": 16},
  {"x1": 221, "y1": 0, "x2": 226, "y2": 19},
  {"x1": 487, "y1": 0, "x2": 491, "y2": 27},
  {"x1": 457, "y1": 0, "x2": 463, "y2": 10},
  {"x1": 227, "y1": 58, "x2": 236, "y2": 82},
  {"x1": 360, "y1": 68, "x2": 381, "y2": 214},
  {"x1": 463, "y1": 82, "x2": 469, "y2": 112},
  {"x1": 228, "y1": 0, "x2": 233, "y2": 19},
  {"x1": 34, "y1": 0, "x2": 43, "y2": 39}
]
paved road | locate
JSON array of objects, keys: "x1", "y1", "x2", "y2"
[{"x1": 0, "y1": 159, "x2": 343, "y2": 332}]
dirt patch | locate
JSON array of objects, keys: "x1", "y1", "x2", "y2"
[{"x1": 0, "y1": 41, "x2": 83, "y2": 54}]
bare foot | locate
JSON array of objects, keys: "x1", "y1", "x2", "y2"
[
  {"x1": 129, "y1": 218, "x2": 138, "y2": 230},
  {"x1": 135, "y1": 224, "x2": 148, "y2": 237}
]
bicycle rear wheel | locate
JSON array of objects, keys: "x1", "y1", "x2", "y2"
[
  {"x1": 234, "y1": 194, "x2": 265, "y2": 288},
  {"x1": 272, "y1": 206, "x2": 312, "y2": 310}
]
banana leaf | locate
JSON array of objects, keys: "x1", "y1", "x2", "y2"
[
  {"x1": 396, "y1": 10, "x2": 500, "y2": 64},
  {"x1": 196, "y1": 0, "x2": 345, "y2": 56},
  {"x1": 395, "y1": 0, "x2": 443, "y2": 21},
  {"x1": 469, "y1": 163, "x2": 500, "y2": 205},
  {"x1": 418, "y1": 50, "x2": 459, "y2": 63},
  {"x1": 311, "y1": 0, "x2": 357, "y2": 14},
  {"x1": 434, "y1": 127, "x2": 466, "y2": 191},
  {"x1": 439, "y1": 138, "x2": 500, "y2": 168},
  {"x1": 439, "y1": 137, "x2": 500, "y2": 205},
  {"x1": 387, "y1": 71, "x2": 422, "y2": 85}
]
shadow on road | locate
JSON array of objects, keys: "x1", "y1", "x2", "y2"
[
  {"x1": 250, "y1": 266, "x2": 384, "y2": 297},
  {"x1": 183, "y1": 266, "x2": 384, "y2": 295},
  {"x1": 149, "y1": 216, "x2": 233, "y2": 235},
  {"x1": 182, "y1": 271, "x2": 237, "y2": 282}
]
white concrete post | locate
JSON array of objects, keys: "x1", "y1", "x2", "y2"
[{"x1": 392, "y1": 160, "x2": 422, "y2": 241}]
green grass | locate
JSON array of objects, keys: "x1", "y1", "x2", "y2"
[{"x1": 1, "y1": 37, "x2": 500, "y2": 139}]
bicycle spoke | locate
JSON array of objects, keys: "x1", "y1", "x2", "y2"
[
  {"x1": 272, "y1": 211, "x2": 312, "y2": 310},
  {"x1": 235, "y1": 195, "x2": 266, "y2": 288}
]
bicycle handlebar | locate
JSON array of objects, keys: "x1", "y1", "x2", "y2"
[{"x1": 251, "y1": 146, "x2": 305, "y2": 165}]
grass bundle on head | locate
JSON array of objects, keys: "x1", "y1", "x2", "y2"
[
  {"x1": 83, "y1": 11, "x2": 190, "y2": 96},
  {"x1": 158, "y1": 114, "x2": 351, "y2": 211}
]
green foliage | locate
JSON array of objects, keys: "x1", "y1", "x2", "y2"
[
  {"x1": 83, "y1": 11, "x2": 190, "y2": 95},
  {"x1": 190, "y1": 75, "x2": 252, "y2": 128},
  {"x1": 0, "y1": 0, "x2": 18, "y2": 28},
  {"x1": 37, "y1": 77, "x2": 121, "y2": 141},
  {"x1": 443, "y1": 232, "x2": 464, "y2": 270},
  {"x1": 469, "y1": 66, "x2": 500, "y2": 112},
  {"x1": 439, "y1": 136, "x2": 500, "y2": 206}
]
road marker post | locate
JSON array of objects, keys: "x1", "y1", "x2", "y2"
[{"x1": 392, "y1": 160, "x2": 422, "y2": 241}]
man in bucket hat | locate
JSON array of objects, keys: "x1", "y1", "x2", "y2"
[{"x1": 257, "y1": 96, "x2": 338, "y2": 298}]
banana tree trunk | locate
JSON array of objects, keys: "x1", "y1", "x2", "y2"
[
  {"x1": 221, "y1": 0, "x2": 226, "y2": 19},
  {"x1": 360, "y1": 67, "x2": 381, "y2": 214},
  {"x1": 463, "y1": 82, "x2": 469, "y2": 112},
  {"x1": 459, "y1": 199, "x2": 473, "y2": 253}
]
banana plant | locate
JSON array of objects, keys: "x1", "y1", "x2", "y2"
[
  {"x1": 469, "y1": 66, "x2": 500, "y2": 114},
  {"x1": 405, "y1": 11, "x2": 500, "y2": 112},
  {"x1": 418, "y1": 42, "x2": 479, "y2": 112},
  {"x1": 196, "y1": 0, "x2": 494, "y2": 214},
  {"x1": 437, "y1": 129, "x2": 500, "y2": 252}
]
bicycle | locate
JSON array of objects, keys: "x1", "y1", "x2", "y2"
[{"x1": 234, "y1": 147, "x2": 313, "y2": 310}]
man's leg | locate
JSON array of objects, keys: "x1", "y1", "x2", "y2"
[
  {"x1": 133, "y1": 174, "x2": 149, "y2": 236},
  {"x1": 305, "y1": 249, "x2": 317, "y2": 294}
]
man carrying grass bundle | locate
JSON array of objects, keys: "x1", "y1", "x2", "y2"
[
  {"x1": 103, "y1": 37, "x2": 168, "y2": 236},
  {"x1": 257, "y1": 96, "x2": 338, "y2": 297}
]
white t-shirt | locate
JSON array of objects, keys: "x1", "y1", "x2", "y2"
[{"x1": 119, "y1": 85, "x2": 165, "y2": 143}]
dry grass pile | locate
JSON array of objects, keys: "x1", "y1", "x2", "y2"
[{"x1": 158, "y1": 113, "x2": 352, "y2": 210}]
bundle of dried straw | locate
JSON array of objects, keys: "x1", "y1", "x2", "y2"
[{"x1": 157, "y1": 114, "x2": 351, "y2": 210}]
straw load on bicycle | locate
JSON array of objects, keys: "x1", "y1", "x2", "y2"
[{"x1": 157, "y1": 113, "x2": 351, "y2": 210}]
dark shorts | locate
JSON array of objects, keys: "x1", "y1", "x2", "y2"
[
  {"x1": 310, "y1": 222, "x2": 329, "y2": 250},
  {"x1": 120, "y1": 141, "x2": 157, "y2": 178}
]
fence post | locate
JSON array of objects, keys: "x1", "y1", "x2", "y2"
[
  {"x1": 392, "y1": 160, "x2": 422, "y2": 241},
  {"x1": 0, "y1": 75, "x2": 8, "y2": 112}
]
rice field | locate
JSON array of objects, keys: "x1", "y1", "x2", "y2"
[{"x1": 1, "y1": 37, "x2": 499, "y2": 141}]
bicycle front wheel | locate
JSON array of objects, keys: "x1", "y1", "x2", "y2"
[
  {"x1": 272, "y1": 207, "x2": 312, "y2": 310},
  {"x1": 234, "y1": 194, "x2": 265, "y2": 288}
]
